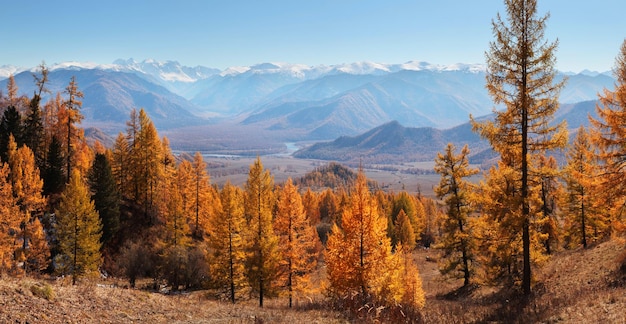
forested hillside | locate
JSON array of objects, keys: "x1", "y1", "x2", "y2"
[{"x1": 1, "y1": 0, "x2": 626, "y2": 322}]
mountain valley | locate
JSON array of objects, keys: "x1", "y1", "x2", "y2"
[{"x1": 0, "y1": 59, "x2": 615, "y2": 165}]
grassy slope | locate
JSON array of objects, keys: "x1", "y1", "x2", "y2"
[
  {"x1": 420, "y1": 237, "x2": 626, "y2": 323},
  {"x1": 1, "y1": 238, "x2": 624, "y2": 323}
]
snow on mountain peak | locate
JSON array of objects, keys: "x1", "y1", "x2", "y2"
[
  {"x1": 333, "y1": 61, "x2": 391, "y2": 75},
  {"x1": 397, "y1": 61, "x2": 485, "y2": 73},
  {"x1": 48, "y1": 61, "x2": 118, "y2": 72},
  {"x1": 0, "y1": 65, "x2": 26, "y2": 80},
  {"x1": 3, "y1": 58, "x2": 487, "y2": 84}
]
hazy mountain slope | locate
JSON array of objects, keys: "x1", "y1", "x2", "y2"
[
  {"x1": 293, "y1": 120, "x2": 487, "y2": 163},
  {"x1": 558, "y1": 73, "x2": 615, "y2": 103},
  {"x1": 1, "y1": 60, "x2": 616, "y2": 149},
  {"x1": 2, "y1": 69, "x2": 203, "y2": 131},
  {"x1": 554, "y1": 100, "x2": 598, "y2": 129},
  {"x1": 244, "y1": 70, "x2": 493, "y2": 139}
]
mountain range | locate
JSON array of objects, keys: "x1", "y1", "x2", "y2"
[
  {"x1": 294, "y1": 99, "x2": 600, "y2": 165},
  {"x1": 0, "y1": 59, "x2": 616, "y2": 152}
]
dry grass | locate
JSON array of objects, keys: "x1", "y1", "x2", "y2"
[
  {"x1": 0, "y1": 277, "x2": 347, "y2": 323},
  {"x1": 2, "y1": 238, "x2": 624, "y2": 323},
  {"x1": 417, "y1": 237, "x2": 626, "y2": 323}
]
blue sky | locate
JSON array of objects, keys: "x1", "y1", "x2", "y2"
[{"x1": 1, "y1": 0, "x2": 624, "y2": 72}]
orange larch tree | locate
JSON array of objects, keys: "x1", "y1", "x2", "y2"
[
  {"x1": 434, "y1": 143, "x2": 479, "y2": 287},
  {"x1": 563, "y1": 127, "x2": 604, "y2": 247},
  {"x1": 472, "y1": 0, "x2": 567, "y2": 295},
  {"x1": 274, "y1": 178, "x2": 320, "y2": 308},
  {"x1": 208, "y1": 181, "x2": 248, "y2": 303},
  {"x1": 590, "y1": 39, "x2": 626, "y2": 231},
  {"x1": 0, "y1": 163, "x2": 22, "y2": 272},
  {"x1": 244, "y1": 157, "x2": 280, "y2": 307},
  {"x1": 325, "y1": 170, "x2": 422, "y2": 307}
]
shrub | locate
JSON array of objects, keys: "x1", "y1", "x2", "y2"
[
  {"x1": 30, "y1": 283, "x2": 55, "y2": 301},
  {"x1": 118, "y1": 240, "x2": 155, "y2": 288}
]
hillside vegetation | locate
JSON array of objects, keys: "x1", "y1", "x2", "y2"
[{"x1": 1, "y1": 237, "x2": 624, "y2": 323}]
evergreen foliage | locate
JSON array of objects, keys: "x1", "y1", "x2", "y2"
[
  {"x1": 88, "y1": 153, "x2": 120, "y2": 246},
  {"x1": 43, "y1": 136, "x2": 65, "y2": 195},
  {"x1": 0, "y1": 106, "x2": 22, "y2": 162}
]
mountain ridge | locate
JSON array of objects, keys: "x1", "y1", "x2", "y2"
[{"x1": 0, "y1": 59, "x2": 616, "y2": 151}]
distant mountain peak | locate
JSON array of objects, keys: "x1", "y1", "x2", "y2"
[{"x1": 0, "y1": 65, "x2": 26, "y2": 79}]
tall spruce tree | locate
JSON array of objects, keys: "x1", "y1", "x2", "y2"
[
  {"x1": 22, "y1": 63, "x2": 48, "y2": 169},
  {"x1": 43, "y1": 136, "x2": 65, "y2": 195},
  {"x1": 471, "y1": 0, "x2": 567, "y2": 294},
  {"x1": 0, "y1": 105, "x2": 22, "y2": 162},
  {"x1": 88, "y1": 153, "x2": 120, "y2": 246}
]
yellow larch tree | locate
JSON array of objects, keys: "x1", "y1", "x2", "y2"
[
  {"x1": 208, "y1": 181, "x2": 249, "y2": 303},
  {"x1": 434, "y1": 143, "x2": 479, "y2": 287},
  {"x1": 111, "y1": 132, "x2": 130, "y2": 199},
  {"x1": 397, "y1": 244, "x2": 426, "y2": 309},
  {"x1": 563, "y1": 127, "x2": 604, "y2": 248},
  {"x1": 389, "y1": 191, "x2": 422, "y2": 249},
  {"x1": 244, "y1": 156, "x2": 280, "y2": 307},
  {"x1": 23, "y1": 216, "x2": 50, "y2": 273},
  {"x1": 472, "y1": 0, "x2": 567, "y2": 294},
  {"x1": 0, "y1": 163, "x2": 22, "y2": 272},
  {"x1": 394, "y1": 209, "x2": 415, "y2": 250},
  {"x1": 125, "y1": 108, "x2": 163, "y2": 222},
  {"x1": 590, "y1": 39, "x2": 626, "y2": 231},
  {"x1": 534, "y1": 154, "x2": 563, "y2": 254},
  {"x1": 7, "y1": 137, "x2": 47, "y2": 273},
  {"x1": 325, "y1": 170, "x2": 420, "y2": 306},
  {"x1": 191, "y1": 152, "x2": 212, "y2": 238},
  {"x1": 176, "y1": 159, "x2": 194, "y2": 235},
  {"x1": 62, "y1": 76, "x2": 84, "y2": 183},
  {"x1": 55, "y1": 170, "x2": 102, "y2": 284},
  {"x1": 164, "y1": 166, "x2": 191, "y2": 249},
  {"x1": 274, "y1": 178, "x2": 320, "y2": 308},
  {"x1": 302, "y1": 188, "x2": 320, "y2": 226}
]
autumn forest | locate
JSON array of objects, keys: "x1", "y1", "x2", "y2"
[{"x1": 1, "y1": 0, "x2": 626, "y2": 322}]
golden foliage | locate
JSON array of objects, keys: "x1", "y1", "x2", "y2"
[
  {"x1": 244, "y1": 157, "x2": 280, "y2": 306},
  {"x1": 0, "y1": 163, "x2": 22, "y2": 271},
  {"x1": 563, "y1": 127, "x2": 606, "y2": 248},
  {"x1": 55, "y1": 170, "x2": 102, "y2": 284},
  {"x1": 325, "y1": 171, "x2": 424, "y2": 308},
  {"x1": 209, "y1": 181, "x2": 249, "y2": 302},
  {"x1": 590, "y1": 39, "x2": 626, "y2": 231},
  {"x1": 274, "y1": 178, "x2": 320, "y2": 307},
  {"x1": 434, "y1": 143, "x2": 478, "y2": 286},
  {"x1": 473, "y1": 0, "x2": 567, "y2": 294}
]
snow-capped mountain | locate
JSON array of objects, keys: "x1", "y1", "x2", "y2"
[
  {"x1": 112, "y1": 58, "x2": 220, "y2": 83},
  {"x1": 0, "y1": 65, "x2": 27, "y2": 80},
  {"x1": 0, "y1": 58, "x2": 616, "y2": 146}
]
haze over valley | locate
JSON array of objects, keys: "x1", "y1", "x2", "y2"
[{"x1": 0, "y1": 59, "x2": 615, "y2": 165}]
